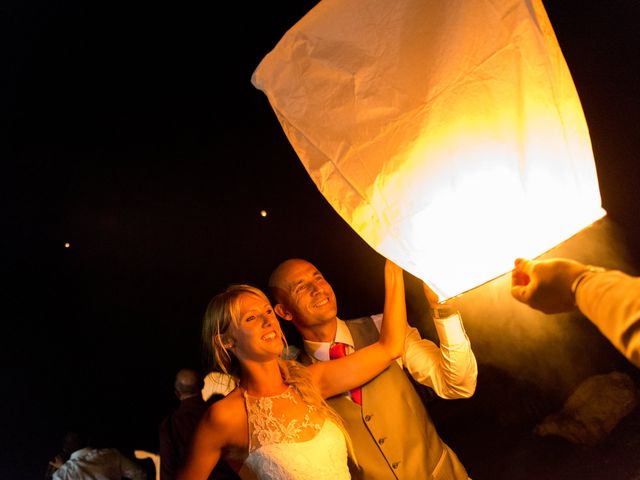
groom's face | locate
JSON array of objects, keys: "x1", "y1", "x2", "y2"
[{"x1": 273, "y1": 259, "x2": 338, "y2": 330}]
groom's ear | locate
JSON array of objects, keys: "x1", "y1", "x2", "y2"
[{"x1": 274, "y1": 303, "x2": 293, "y2": 321}]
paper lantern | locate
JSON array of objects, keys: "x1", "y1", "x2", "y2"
[{"x1": 252, "y1": 0, "x2": 605, "y2": 300}]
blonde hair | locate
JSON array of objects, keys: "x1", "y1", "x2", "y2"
[
  {"x1": 202, "y1": 284, "x2": 272, "y2": 383},
  {"x1": 202, "y1": 284, "x2": 357, "y2": 465},
  {"x1": 278, "y1": 359, "x2": 344, "y2": 426},
  {"x1": 279, "y1": 359, "x2": 357, "y2": 466}
]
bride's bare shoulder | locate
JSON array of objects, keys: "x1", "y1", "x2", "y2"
[{"x1": 203, "y1": 389, "x2": 246, "y2": 428}]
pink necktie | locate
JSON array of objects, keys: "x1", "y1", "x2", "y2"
[{"x1": 329, "y1": 342, "x2": 362, "y2": 405}]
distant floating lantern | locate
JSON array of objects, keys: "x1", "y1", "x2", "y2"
[
  {"x1": 252, "y1": 0, "x2": 605, "y2": 300},
  {"x1": 64, "y1": 242, "x2": 71, "y2": 249},
  {"x1": 260, "y1": 209, "x2": 268, "y2": 218}
]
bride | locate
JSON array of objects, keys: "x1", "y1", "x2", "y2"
[{"x1": 178, "y1": 260, "x2": 406, "y2": 480}]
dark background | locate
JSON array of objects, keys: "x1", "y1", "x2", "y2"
[{"x1": 3, "y1": 1, "x2": 640, "y2": 479}]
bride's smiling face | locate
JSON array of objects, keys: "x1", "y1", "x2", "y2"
[{"x1": 230, "y1": 293, "x2": 284, "y2": 362}]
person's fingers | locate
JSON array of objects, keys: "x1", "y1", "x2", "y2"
[
  {"x1": 512, "y1": 270, "x2": 529, "y2": 286},
  {"x1": 518, "y1": 258, "x2": 534, "y2": 276},
  {"x1": 422, "y1": 281, "x2": 439, "y2": 305},
  {"x1": 384, "y1": 258, "x2": 403, "y2": 276},
  {"x1": 512, "y1": 259, "x2": 531, "y2": 287},
  {"x1": 510, "y1": 284, "x2": 530, "y2": 303},
  {"x1": 513, "y1": 257, "x2": 532, "y2": 272},
  {"x1": 512, "y1": 258, "x2": 524, "y2": 279}
]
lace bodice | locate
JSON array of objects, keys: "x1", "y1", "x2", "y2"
[{"x1": 241, "y1": 386, "x2": 350, "y2": 480}]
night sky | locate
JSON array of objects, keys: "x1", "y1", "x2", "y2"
[{"x1": 4, "y1": 1, "x2": 640, "y2": 479}]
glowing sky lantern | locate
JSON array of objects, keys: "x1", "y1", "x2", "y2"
[{"x1": 252, "y1": 0, "x2": 605, "y2": 300}]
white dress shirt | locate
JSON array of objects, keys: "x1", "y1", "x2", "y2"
[
  {"x1": 304, "y1": 313, "x2": 477, "y2": 400},
  {"x1": 52, "y1": 447, "x2": 147, "y2": 480}
]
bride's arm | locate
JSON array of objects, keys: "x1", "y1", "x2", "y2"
[
  {"x1": 309, "y1": 259, "x2": 407, "y2": 398},
  {"x1": 177, "y1": 396, "x2": 242, "y2": 480}
]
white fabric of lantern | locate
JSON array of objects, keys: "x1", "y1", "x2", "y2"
[{"x1": 252, "y1": 0, "x2": 605, "y2": 300}]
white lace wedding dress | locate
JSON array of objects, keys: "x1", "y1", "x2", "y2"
[{"x1": 240, "y1": 386, "x2": 351, "y2": 480}]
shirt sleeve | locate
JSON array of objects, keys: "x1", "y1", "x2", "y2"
[
  {"x1": 576, "y1": 270, "x2": 640, "y2": 368},
  {"x1": 403, "y1": 313, "x2": 477, "y2": 399},
  {"x1": 371, "y1": 312, "x2": 477, "y2": 398}
]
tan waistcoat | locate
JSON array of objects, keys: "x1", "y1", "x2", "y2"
[{"x1": 326, "y1": 317, "x2": 468, "y2": 480}]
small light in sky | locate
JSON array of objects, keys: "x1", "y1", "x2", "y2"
[
  {"x1": 64, "y1": 242, "x2": 71, "y2": 249},
  {"x1": 260, "y1": 209, "x2": 268, "y2": 218}
]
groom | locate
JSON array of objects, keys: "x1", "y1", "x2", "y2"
[{"x1": 269, "y1": 258, "x2": 477, "y2": 480}]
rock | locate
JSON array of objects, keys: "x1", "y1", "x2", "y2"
[{"x1": 534, "y1": 371, "x2": 639, "y2": 445}]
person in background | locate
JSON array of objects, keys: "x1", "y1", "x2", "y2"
[
  {"x1": 51, "y1": 431, "x2": 146, "y2": 480},
  {"x1": 268, "y1": 258, "x2": 477, "y2": 480},
  {"x1": 511, "y1": 257, "x2": 640, "y2": 367},
  {"x1": 179, "y1": 260, "x2": 407, "y2": 480},
  {"x1": 160, "y1": 369, "x2": 238, "y2": 480},
  {"x1": 45, "y1": 431, "x2": 80, "y2": 479}
]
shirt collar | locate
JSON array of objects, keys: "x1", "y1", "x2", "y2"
[{"x1": 303, "y1": 318, "x2": 354, "y2": 361}]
